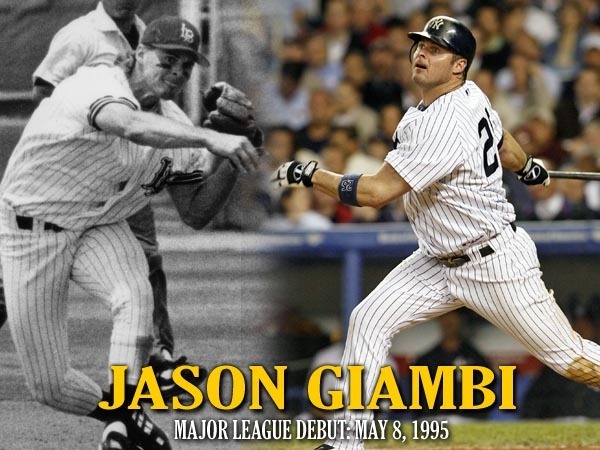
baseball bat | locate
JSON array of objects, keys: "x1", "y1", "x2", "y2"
[{"x1": 547, "y1": 170, "x2": 600, "y2": 181}]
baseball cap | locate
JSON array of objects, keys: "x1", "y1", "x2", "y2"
[{"x1": 141, "y1": 16, "x2": 209, "y2": 67}]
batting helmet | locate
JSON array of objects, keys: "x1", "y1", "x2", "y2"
[{"x1": 408, "y1": 16, "x2": 476, "y2": 74}]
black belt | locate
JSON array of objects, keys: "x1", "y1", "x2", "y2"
[
  {"x1": 437, "y1": 245, "x2": 494, "y2": 268},
  {"x1": 16, "y1": 215, "x2": 63, "y2": 232},
  {"x1": 437, "y1": 222, "x2": 516, "y2": 268}
]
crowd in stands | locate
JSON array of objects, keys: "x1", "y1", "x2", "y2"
[{"x1": 255, "y1": 0, "x2": 600, "y2": 230}]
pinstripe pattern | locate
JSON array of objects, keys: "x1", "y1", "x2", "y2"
[
  {"x1": 0, "y1": 64, "x2": 209, "y2": 416},
  {"x1": 325, "y1": 81, "x2": 600, "y2": 450},
  {"x1": 386, "y1": 81, "x2": 514, "y2": 257},
  {"x1": 1, "y1": 66, "x2": 208, "y2": 230},
  {"x1": 0, "y1": 206, "x2": 153, "y2": 414}
]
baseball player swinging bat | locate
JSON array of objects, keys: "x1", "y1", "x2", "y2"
[{"x1": 547, "y1": 170, "x2": 600, "y2": 181}]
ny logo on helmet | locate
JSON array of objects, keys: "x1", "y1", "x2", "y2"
[
  {"x1": 180, "y1": 24, "x2": 195, "y2": 44},
  {"x1": 430, "y1": 18, "x2": 445, "y2": 30}
]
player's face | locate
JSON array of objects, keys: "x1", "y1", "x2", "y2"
[
  {"x1": 411, "y1": 39, "x2": 461, "y2": 88},
  {"x1": 142, "y1": 48, "x2": 195, "y2": 100},
  {"x1": 103, "y1": 0, "x2": 142, "y2": 21}
]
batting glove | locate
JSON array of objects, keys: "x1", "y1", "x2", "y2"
[
  {"x1": 271, "y1": 160, "x2": 319, "y2": 188},
  {"x1": 516, "y1": 155, "x2": 550, "y2": 186}
]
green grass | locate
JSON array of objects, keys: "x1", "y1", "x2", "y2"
[{"x1": 244, "y1": 421, "x2": 600, "y2": 449}]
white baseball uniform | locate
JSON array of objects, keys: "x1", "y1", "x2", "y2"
[
  {"x1": 326, "y1": 81, "x2": 600, "y2": 450},
  {"x1": 33, "y1": 1, "x2": 145, "y2": 88},
  {"x1": 0, "y1": 64, "x2": 208, "y2": 416}
]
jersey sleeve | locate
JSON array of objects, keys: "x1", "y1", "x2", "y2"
[
  {"x1": 385, "y1": 111, "x2": 465, "y2": 192},
  {"x1": 32, "y1": 21, "x2": 93, "y2": 87},
  {"x1": 159, "y1": 100, "x2": 212, "y2": 174},
  {"x1": 49, "y1": 66, "x2": 139, "y2": 131}
]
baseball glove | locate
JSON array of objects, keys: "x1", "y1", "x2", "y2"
[{"x1": 202, "y1": 82, "x2": 264, "y2": 148}]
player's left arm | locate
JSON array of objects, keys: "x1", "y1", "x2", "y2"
[
  {"x1": 272, "y1": 160, "x2": 411, "y2": 208},
  {"x1": 167, "y1": 160, "x2": 238, "y2": 230},
  {"x1": 499, "y1": 129, "x2": 550, "y2": 186}
]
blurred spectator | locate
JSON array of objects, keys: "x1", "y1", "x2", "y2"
[
  {"x1": 342, "y1": 51, "x2": 371, "y2": 92},
  {"x1": 555, "y1": 67, "x2": 600, "y2": 140},
  {"x1": 313, "y1": 191, "x2": 351, "y2": 224},
  {"x1": 362, "y1": 37, "x2": 403, "y2": 110},
  {"x1": 322, "y1": 0, "x2": 353, "y2": 66},
  {"x1": 475, "y1": 4, "x2": 511, "y2": 74},
  {"x1": 256, "y1": 61, "x2": 309, "y2": 130},
  {"x1": 507, "y1": 0, "x2": 558, "y2": 47},
  {"x1": 581, "y1": 32, "x2": 600, "y2": 71},
  {"x1": 554, "y1": 164, "x2": 597, "y2": 220},
  {"x1": 494, "y1": 53, "x2": 555, "y2": 132},
  {"x1": 264, "y1": 126, "x2": 297, "y2": 170},
  {"x1": 502, "y1": 4, "x2": 527, "y2": 47},
  {"x1": 301, "y1": 33, "x2": 343, "y2": 91},
  {"x1": 498, "y1": 31, "x2": 562, "y2": 102},
  {"x1": 330, "y1": 126, "x2": 381, "y2": 174},
  {"x1": 371, "y1": 0, "x2": 393, "y2": 23},
  {"x1": 577, "y1": 120, "x2": 600, "y2": 216},
  {"x1": 332, "y1": 79, "x2": 379, "y2": 144},
  {"x1": 366, "y1": 135, "x2": 390, "y2": 161},
  {"x1": 277, "y1": 36, "x2": 307, "y2": 64},
  {"x1": 412, "y1": 309, "x2": 493, "y2": 419},
  {"x1": 544, "y1": 0, "x2": 587, "y2": 86},
  {"x1": 513, "y1": 109, "x2": 570, "y2": 167},
  {"x1": 520, "y1": 159, "x2": 579, "y2": 221},
  {"x1": 426, "y1": 0, "x2": 453, "y2": 18},
  {"x1": 389, "y1": 0, "x2": 428, "y2": 20},
  {"x1": 405, "y1": 9, "x2": 428, "y2": 36},
  {"x1": 385, "y1": 17, "x2": 411, "y2": 58},
  {"x1": 347, "y1": 0, "x2": 388, "y2": 53},
  {"x1": 522, "y1": 299, "x2": 600, "y2": 419},
  {"x1": 377, "y1": 103, "x2": 403, "y2": 143},
  {"x1": 297, "y1": 88, "x2": 335, "y2": 154},
  {"x1": 321, "y1": 144, "x2": 348, "y2": 174},
  {"x1": 262, "y1": 187, "x2": 332, "y2": 231}
]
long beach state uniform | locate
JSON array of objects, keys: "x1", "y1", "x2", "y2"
[
  {"x1": 326, "y1": 81, "x2": 600, "y2": 450},
  {"x1": 0, "y1": 64, "x2": 207, "y2": 415},
  {"x1": 31, "y1": 2, "x2": 181, "y2": 357}
]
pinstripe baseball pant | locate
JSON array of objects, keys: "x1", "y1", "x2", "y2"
[
  {"x1": 0, "y1": 205, "x2": 153, "y2": 415},
  {"x1": 327, "y1": 224, "x2": 600, "y2": 450}
]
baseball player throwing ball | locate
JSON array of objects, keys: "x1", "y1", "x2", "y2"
[
  {"x1": 272, "y1": 16, "x2": 600, "y2": 450},
  {"x1": 28, "y1": 0, "x2": 262, "y2": 396},
  {"x1": 0, "y1": 16, "x2": 260, "y2": 450}
]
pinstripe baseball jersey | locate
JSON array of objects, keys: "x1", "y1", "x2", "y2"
[
  {"x1": 33, "y1": 2, "x2": 145, "y2": 87},
  {"x1": 385, "y1": 80, "x2": 515, "y2": 257},
  {"x1": 1, "y1": 65, "x2": 208, "y2": 230}
]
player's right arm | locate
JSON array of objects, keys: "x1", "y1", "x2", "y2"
[
  {"x1": 313, "y1": 163, "x2": 411, "y2": 208},
  {"x1": 272, "y1": 160, "x2": 411, "y2": 209},
  {"x1": 95, "y1": 102, "x2": 259, "y2": 172}
]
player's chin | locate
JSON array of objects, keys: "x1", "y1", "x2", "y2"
[
  {"x1": 160, "y1": 84, "x2": 184, "y2": 100},
  {"x1": 411, "y1": 71, "x2": 424, "y2": 83}
]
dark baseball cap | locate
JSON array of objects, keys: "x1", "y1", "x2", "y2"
[{"x1": 141, "y1": 16, "x2": 209, "y2": 67}]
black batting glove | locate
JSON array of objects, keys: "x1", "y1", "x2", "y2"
[
  {"x1": 271, "y1": 160, "x2": 319, "y2": 188},
  {"x1": 516, "y1": 155, "x2": 550, "y2": 186}
]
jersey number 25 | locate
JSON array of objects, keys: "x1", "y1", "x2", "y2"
[{"x1": 478, "y1": 108, "x2": 500, "y2": 177}]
